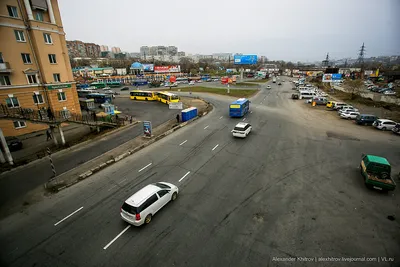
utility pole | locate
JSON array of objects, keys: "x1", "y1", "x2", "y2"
[{"x1": 358, "y1": 42, "x2": 366, "y2": 79}]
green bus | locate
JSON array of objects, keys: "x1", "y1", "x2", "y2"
[
  {"x1": 106, "y1": 81, "x2": 121, "y2": 88},
  {"x1": 90, "y1": 82, "x2": 106, "y2": 89}
]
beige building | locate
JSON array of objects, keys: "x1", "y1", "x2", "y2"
[{"x1": 0, "y1": 0, "x2": 81, "y2": 136}]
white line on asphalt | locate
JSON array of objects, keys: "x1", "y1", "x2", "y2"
[
  {"x1": 179, "y1": 171, "x2": 191, "y2": 182},
  {"x1": 108, "y1": 185, "x2": 117, "y2": 191},
  {"x1": 250, "y1": 111, "x2": 253, "y2": 113},
  {"x1": 54, "y1": 207, "x2": 84, "y2": 226},
  {"x1": 212, "y1": 144, "x2": 219, "y2": 151},
  {"x1": 179, "y1": 140, "x2": 187, "y2": 146},
  {"x1": 219, "y1": 116, "x2": 223, "y2": 119},
  {"x1": 138, "y1": 163, "x2": 152, "y2": 172},
  {"x1": 103, "y1": 225, "x2": 131, "y2": 250},
  {"x1": 243, "y1": 118, "x2": 246, "y2": 121},
  {"x1": 204, "y1": 125, "x2": 209, "y2": 129},
  {"x1": 118, "y1": 179, "x2": 126, "y2": 184}
]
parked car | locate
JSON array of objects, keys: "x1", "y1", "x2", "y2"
[
  {"x1": 4, "y1": 136, "x2": 23, "y2": 151},
  {"x1": 355, "y1": 114, "x2": 378, "y2": 126},
  {"x1": 332, "y1": 102, "x2": 347, "y2": 110},
  {"x1": 337, "y1": 105, "x2": 354, "y2": 111},
  {"x1": 120, "y1": 87, "x2": 129, "y2": 91},
  {"x1": 189, "y1": 81, "x2": 195, "y2": 85},
  {"x1": 340, "y1": 111, "x2": 360, "y2": 120},
  {"x1": 373, "y1": 119, "x2": 397, "y2": 131},
  {"x1": 232, "y1": 122, "x2": 252, "y2": 138},
  {"x1": 339, "y1": 108, "x2": 359, "y2": 115},
  {"x1": 392, "y1": 123, "x2": 400, "y2": 135},
  {"x1": 326, "y1": 101, "x2": 336, "y2": 108},
  {"x1": 383, "y1": 90, "x2": 396, "y2": 95},
  {"x1": 120, "y1": 182, "x2": 179, "y2": 226}
]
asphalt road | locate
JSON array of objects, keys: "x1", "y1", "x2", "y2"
[
  {"x1": 1, "y1": 79, "x2": 399, "y2": 267},
  {"x1": 0, "y1": 100, "x2": 176, "y2": 218}
]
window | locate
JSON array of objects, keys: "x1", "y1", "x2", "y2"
[
  {"x1": 139, "y1": 194, "x2": 158, "y2": 212},
  {"x1": 0, "y1": 52, "x2": 4, "y2": 63},
  {"x1": 21, "y1": 53, "x2": 32, "y2": 64},
  {"x1": 14, "y1": 30, "x2": 25, "y2": 42},
  {"x1": 7, "y1": 6, "x2": 18, "y2": 18},
  {"x1": 43, "y1": 33, "x2": 52, "y2": 44},
  {"x1": 13, "y1": 121, "x2": 26, "y2": 129},
  {"x1": 27, "y1": 74, "x2": 37, "y2": 84},
  {"x1": 0, "y1": 76, "x2": 11, "y2": 85},
  {"x1": 53, "y1": 73, "x2": 61, "y2": 82},
  {"x1": 35, "y1": 11, "x2": 43, "y2": 21},
  {"x1": 57, "y1": 92, "x2": 66, "y2": 101},
  {"x1": 6, "y1": 97, "x2": 20, "y2": 108},
  {"x1": 157, "y1": 190, "x2": 169, "y2": 197},
  {"x1": 33, "y1": 94, "x2": 44, "y2": 104},
  {"x1": 48, "y1": 54, "x2": 57, "y2": 64}
]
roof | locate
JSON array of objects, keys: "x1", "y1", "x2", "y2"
[
  {"x1": 365, "y1": 155, "x2": 390, "y2": 166},
  {"x1": 235, "y1": 122, "x2": 249, "y2": 128},
  {"x1": 126, "y1": 184, "x2": 160, "y2": 206},
  {"x1": 377, "y1": 119, "x2": 395, "y2": 123},
  {"x1": 231, "y1": 98, "x2": 249, "y2": 105}
]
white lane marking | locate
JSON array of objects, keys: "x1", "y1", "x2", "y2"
[
  {"x1": 219, "y1": 116, "x2": 223, "y2": 119},
  {"x1": 204, "y1": 125, "x2": 209, "y2": 129},
  {"x1": 179, "y1": 171, "x2": 191, "y2": 182},
  {"x1": 119, "y1": 179, "x2": 127, "y2": 184},
  {"x1": 108, "y1": 185, "x2": 117, "y2": 191},
  {"x1": 103, "y1": 225, "x2": 131, "y2": 250},
  {"x1": 243, "y1": 118, "x2": 246, "y2": 121},
  {"x1": 212, "y1": 144, "x2": 219, "y2": 151},
  {"x1": 250, "y1": 111, "x2": 253, "y2": 113},
  {"x1": 179, "y1": 140, "x2": 187, "y2": 146},
  {"x1": 138, "y1": 163, "x2": 152, "y2": 172},
  {"x1": 54, "y1": 207, "x2": 84, "y2": 226}
]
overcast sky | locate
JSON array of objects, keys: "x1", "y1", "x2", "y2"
[{"x1": 59, "y1": 0, "x2": 399, "y2": 62}]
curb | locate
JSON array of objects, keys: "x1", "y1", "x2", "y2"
[{"x1": 45, "y1": 112, "x2": 207, "y2": 192}]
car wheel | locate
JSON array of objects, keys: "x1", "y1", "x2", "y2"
[
  {"x1": 134, "y1": 97, "x2": 137, "y2": 100},
  {"x1": 145, "y1": 98, "x2": 148, "y2": 101},
  {"x1": 145, "y1": 214, "x2": 152, "y2": 224},
  {"x1": 171, "y1": 192, "x2": 178, "y2": 201},
  {"x1": 382, "y1": 127, "x2": 386, "y2": 131}
]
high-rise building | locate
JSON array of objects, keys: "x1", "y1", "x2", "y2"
[
  {"x1": 100, "y1": 45, "x2": 109, "y2": 52},
  {"x1": 85, "y1": 43, "x2": 100, "y2": 58},
  {"x1": 149, "y1": 46, "x2": 157, "y2": 56},
  {"x1": 167, "y1": 46, "x2": 178, "y2": 56},
  {"x1": 66, "y1": 40, "x2": 87, "y2": 58},
  {"x1": 140, "y1": 46, "x2": 150, "y2": 57},
  {"x1": 111, "y1": 47, "x2": 121, "y2": 54},
  {"x1": 0, "y1": 0, "x2": 81, "y2": 136}
]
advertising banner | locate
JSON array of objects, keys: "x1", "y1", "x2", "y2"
[
  {"x1": 143, "y1": 121, "x2": 152, "y2": 137},
  {"x1": 169, "y1": 102, "x2": 183, "y2": 109},
  {"x1": 154, "y1": 65, "x2": 181, "y2": 73},
  {"x1": 142, "y1": 64, "x2": 154, "y2": 72},
  {"x1": 234, "y1": 55, "x2": 258, "y2": 65},
  {"x1": 323, "y1": 73, "x2": 342, "y2": 82},
  {"x1": 169, "y1": 76, "x2": 177, "y2": 83}
]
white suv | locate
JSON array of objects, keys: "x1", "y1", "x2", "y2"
[
  {"x1": 121, "y1": 182, "x2": 179, "y2": 226},
  {"x1": 232, "y1": 122, "x2": 252, "y2": 138}
]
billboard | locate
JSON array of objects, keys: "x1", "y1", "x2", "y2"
[
  {"x1": 154, "y1": 65, "x2": 181, "y2": 73},
  {"x1": 143, "y1": 121, "x2": 152, "y2": 137},
  {"x1": 234, "y1": 55, "x2": 258, "y2": 65},
  {"x1": 322, "y1": 73, "x2": 342, "y2": 82},
  {"x1": 142, "y1": 64, "x2": 154, "y2": 72}
]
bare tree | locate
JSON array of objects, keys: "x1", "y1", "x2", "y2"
[{"x1": 347, "y1": 79, "x2": 363, "y2": 100}]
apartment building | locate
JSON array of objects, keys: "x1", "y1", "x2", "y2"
[
  {"x1": 66, "y1": 40, "x2": 87, "y2": 58},
  {"x1": 85, "y1": 43, "x2": 100, "y2": 58},
  {"x1": 0, "y1": 0, "x2": 81, "y2": 136}
]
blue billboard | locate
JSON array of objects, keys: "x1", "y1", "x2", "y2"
[
  {"x1": 234, "y1": 55, "x2": 258, "y2": 65},
  {"x1": 332, "y1": 73, "x2": 342, "y2": 80}
]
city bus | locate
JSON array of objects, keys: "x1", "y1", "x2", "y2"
[
  {"x1": 155, "y1": 91, "x2": 180, "y2": 104},
  {"x1": 130, "y1": 90, "x2": 156, "y2": 101},
  {"x1": 86, "y1": 93, "x2": 112, "y2": 104},
  {"x1": 77, "y1": 89, "x2": 96, "y2": 98},
  {"x1": 90, "y1": 82, "x2": 107, "y2": 89},
  {"x1": 106, "y1": 81, "x2": 121, "y2": 88},
  {"x1": 229, "y1": 98, "x2": 250, "y2": 117}
]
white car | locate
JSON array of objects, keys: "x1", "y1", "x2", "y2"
[
  {"x1": 266, "y1": 85, "x2": 271, "y2": 89},
  {"x1": 373, "y1": 119, "x2": 397, "y2": 131},
  {"x1": 340, "y1": 111, "x2": 360, "y2": 120},
  {"x1": 383, "y1": 90, "x2": 396, "y2": 95},
  {"x1": 120, "y1": 182, "x2": 179, "y2": 226},
  {"x1": 189, "y1": 81, "x2": 195, "y2": 85},
  {"x1": 232, "y1": 122, "x2": 252, "y2": 138},
  {"x1": 339, "y1": 108, "x2": 359, "y2": 115}
]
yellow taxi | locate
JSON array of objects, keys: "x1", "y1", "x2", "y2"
[{"x1": 326, "y1": 101, "x2": 336, "y2": 108}]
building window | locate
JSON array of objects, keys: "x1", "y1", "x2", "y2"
[
  {"x1": 35, "y1": 11, "x2": 43, "y2": 21},
  {"x1": 48, "y1": 54, "x2": 57, "y2": 64},
  {"x1": 43, "y1": 33, "x2": 52, "y2": 44},
  {"x1": 57, "y1": 92, "x2": 67, "y2": 101},
  {"x1": 6, "y1": 97, "x2": 20, "y2": 108},
  {"x1": 21, "y1": 53, "x2": 32, "y2": 64},
  {"x1": 0, "y1": 75, "x2": 11, "y2": 85},
  {"x1": 27, "y1": 74, "x2": 38, "y2": 84},
  {"x1": 53, "y1": 73, "x2": 61, "y2": 82},
  {"x1": 14, "y1": 30, "x2": 26, "y2": 42},
  {"x1": 13, "y1": 121, "x2": 26, "y2": 129},
  {"x1": 7, "y1": 6, "x2": 18, "y2": 18},
  {"x1": 0, "y1": 52, "x2": 4, "y2": 63},
  {"x1": 33, "y1": 94, "x2": 44, "y2": 104}
]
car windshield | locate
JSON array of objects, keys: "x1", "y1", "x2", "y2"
[
  {"x1": 234, "y1": 127, "x2": 245, "y2": 131},
  {"x1": 155, "y1": 182, "x2": 171, "y2": 189}
]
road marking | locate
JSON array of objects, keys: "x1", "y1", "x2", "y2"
[
  {"x1": 108, "y1": 185, "x2": 117, "y2": 191},
  {"x1": 204, "y1": 125, "x2": 209, "y2": 129},
  {"x1": 179, "y1": 171, "x2": 191, "y2": 182},
  {"x1": 118, "y1": 179, "x2": 126, "y2": 184},
  {"x1": 250, "y1": 111, "x2": 253, "y2": 113},
  {"x1": 54, "y1": 207, "x2": 84, "y2": 226},
  {"x1": 219, "y1": 116, "x2": 223, "y2": 119},
  {"x1": 179, "y1": 140, "x2": 187, "y2": 146},
  {"x1": 138, "y1": 163, "x2": 152, "y2": 172},
  {"x1": 212, "y1": 144, "x2": 219, "y2": 151},
  {"x1": 243, "y1": 118, "x2": 246, "y2": 121},
  {"x1": 103, "y1": 225, "x2": 131, "y2": 250}
]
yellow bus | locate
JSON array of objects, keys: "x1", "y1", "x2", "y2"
[
  {"x1": 130, "y1": 90, "x2": 156, "y2": 101},
  {"x1": 155, "y1": 91, "x2": 180, "y2": 104}
]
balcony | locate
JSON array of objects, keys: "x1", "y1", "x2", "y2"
[{"x1": 0, "y1": 62, "x2": 12, "y2": 73}]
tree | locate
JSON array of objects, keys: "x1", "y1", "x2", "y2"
[{"x1": 347, "y1": 79, "x2": 363, "y2": 100}]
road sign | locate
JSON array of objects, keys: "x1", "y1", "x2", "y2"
[{"x1": 169, "y1": 102, "x2": 183, "y2": 109}]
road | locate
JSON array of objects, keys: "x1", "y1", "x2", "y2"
[
  {"x1": 1, "y1": 79, "x2": 399, "y2": 267},
  {"x1": 0, "y1": 100, "x2": 176, "y2": 218}
]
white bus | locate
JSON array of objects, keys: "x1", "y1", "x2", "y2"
[{"x1": 299, "y1": 90, "x2": 316, "y2": 99}]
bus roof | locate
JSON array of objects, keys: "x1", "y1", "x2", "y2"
[
  {"x1": 158, "y1": 91, "x2": 177, "y2": 96},
  {"x1": 231, "y1": 98, "x2": 249, "y2": 105},
  {"x1": 131, "y1": 90, "x2": 152, "y2": 93}
]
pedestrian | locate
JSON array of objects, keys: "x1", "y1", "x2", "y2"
[
  {"x1": 176, "y1": 114, "x2": 180, "y2": 123},
  {"x1": 130, "y1": 116, "x2": 133, "y2": 124},
  {"x1": 46, "y1": 128, "x2": 52, "y2": 141}
]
